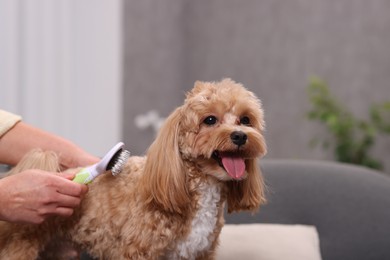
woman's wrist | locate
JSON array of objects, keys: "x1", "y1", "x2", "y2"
[
  {"x1": 60, "y1": 150, "x2": 99, "y2": 170},
  {"x1": 0, "y1": 122, "x2": 99, "y2": 169}
]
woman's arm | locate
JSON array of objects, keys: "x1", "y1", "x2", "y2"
[
  {"x1": 0, "y1": 122, "x2": 99, "y2": 169},
  {"x1": 0, "y1": 114, "x2": 99, "y2": 224}
]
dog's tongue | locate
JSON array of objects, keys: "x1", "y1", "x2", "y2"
[{"x1": 221, "y1": 156, "x2": 246, "y2": 179}]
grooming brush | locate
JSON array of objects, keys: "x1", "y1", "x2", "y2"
[{"x1": 73, "y1": 142, "x2": 130, "y2": 184}]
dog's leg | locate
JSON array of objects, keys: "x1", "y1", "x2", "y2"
[{"x1": 38, "y1": 238, "x2": 81, "y2": 260}]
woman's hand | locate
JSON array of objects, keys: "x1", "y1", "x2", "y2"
[{"x1": 0, "y1": 170, "x2": 88, "y2": 224}]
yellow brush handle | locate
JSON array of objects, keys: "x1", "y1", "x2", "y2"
[{"x1": 73, "y1": 168, "x2": 95, "y2": 184}]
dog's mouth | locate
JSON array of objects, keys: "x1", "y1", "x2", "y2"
[{"x1": 212, "y1": 151, "x2": 246, "y2": 180}]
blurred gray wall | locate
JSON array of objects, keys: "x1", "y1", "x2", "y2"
[{"x1": 123, "y1": 1, "x2": 390, "y2": 171}]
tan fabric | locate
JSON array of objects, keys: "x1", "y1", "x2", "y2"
[
  {"x1": 217, "y1": 224, "x2": 322, "y2": 260},
  {"x1": 0, "y1": 110, "x2": 22, "y2": 137}
]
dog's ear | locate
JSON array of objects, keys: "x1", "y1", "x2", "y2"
[
  {"x1": 226, "y1": 159, "x2": 266, "y2": 213},
  {"x1": 140, "y1": 107, "x2": 190, "y2": 214}
]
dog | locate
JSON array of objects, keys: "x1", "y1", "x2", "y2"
[{"x1": 0, "y1": 78, "x2": 267, "y2": 259}]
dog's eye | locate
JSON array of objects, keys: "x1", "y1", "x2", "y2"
[
  {"x1": 203, "y1": 116, "x2": 217, "y2": 125},
  {"x1": 240, "y1": 116, "x2": 251, "y2": 125}
]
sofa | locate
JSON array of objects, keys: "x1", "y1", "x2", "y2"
[
  {"x1": 222, "y1": 159, "x2": 390, "y2": 260},
  {"x1": 3, "y1": 159, "x2": 390, "y2": 259}
]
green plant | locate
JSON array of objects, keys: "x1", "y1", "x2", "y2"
[{"x1": 306, "y1": 77, "x2": 390, "y2": 170}]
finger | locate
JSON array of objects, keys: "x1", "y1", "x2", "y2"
[
  {"x1": 79, "y1": 183, "x2": 88, "y2": 196},
  {"x1": 55, "y1": 193, "x2": 82, "y2": 208},
  {"x1": 55, "y1": 179, "x2": 88, "y2": 197},
  {"x1": 57, "y1": 170, "x2": 78, "y2": 180},
  {"x1": 54, "y1": 207, "x2": 74, "y2": 218}
]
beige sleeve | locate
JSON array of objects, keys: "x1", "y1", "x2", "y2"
[{"x1": 0, "y1": 110, "x2": 22, "y2": 138}]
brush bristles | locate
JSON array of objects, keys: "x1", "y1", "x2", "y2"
[{"x1": 111, "y1": 150, "x2": 131, "y2": 176}]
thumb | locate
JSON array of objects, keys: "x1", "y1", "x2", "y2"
[{"x1": 57, "y1": 169, "x2": 81, "y2": 180}]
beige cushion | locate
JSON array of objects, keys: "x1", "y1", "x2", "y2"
[{"x1": 217, "y1": 224, "x2": 322, "y2": 260}]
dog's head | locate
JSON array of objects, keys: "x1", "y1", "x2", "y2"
[{"x1": 141, "y1": 79, "x2": 267, "y2": 214}]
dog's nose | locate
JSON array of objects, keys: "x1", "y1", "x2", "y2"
[{"x1": 230, "y1": 131, "x2": 247, "y2": 146}]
